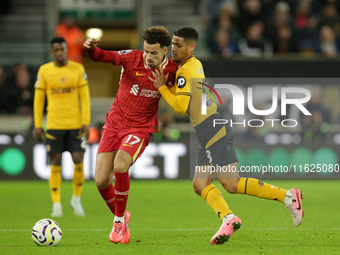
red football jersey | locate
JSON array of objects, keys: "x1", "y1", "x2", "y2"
[{"x1": 86, "y1": 48, "x2": 178, "y2": 133}]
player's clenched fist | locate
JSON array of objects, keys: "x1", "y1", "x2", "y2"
[{"x1": 83, "y1": 38, "x2": 100, "y2": 49}]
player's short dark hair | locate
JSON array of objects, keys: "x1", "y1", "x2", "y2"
[
  {"x1": 174, "y1": 27, "x2": 199, "y2": 42},
  {"x1": 50, "y1": 37, "x2": 66, "y2": 47},
  {"x1": 142, "y1": 26, "x2": 171, "y2": 48}
]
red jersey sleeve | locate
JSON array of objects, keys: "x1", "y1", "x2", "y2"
[
  {"x1": 86, "y1": 48, "x2": 137, "y2": 69},
  {"x1": 86, "y1": 47, "x2": 120, "y2": 63}
]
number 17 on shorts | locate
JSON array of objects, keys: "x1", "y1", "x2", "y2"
[{"x1": 120, "y1": 132, "x2": 150, "y2": 163}]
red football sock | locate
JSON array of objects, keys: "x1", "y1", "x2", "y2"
[
  {"x1": 98, "y1": 183, "x2": 115, "y2": 215},
  {"x1": 114, "y1": 172, "x2": 130, "y2": 217}
]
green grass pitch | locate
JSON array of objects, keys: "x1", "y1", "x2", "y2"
[{"x1": 0, "y1": 179, "x2": 339, "y2": 254}]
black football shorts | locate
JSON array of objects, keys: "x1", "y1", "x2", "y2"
[
  {"x1": 45, "y1": 129, "x2": 86, "y2": 154},
  {"x1": 195, "y1": 113, "x2": 239, "y2": 167}
]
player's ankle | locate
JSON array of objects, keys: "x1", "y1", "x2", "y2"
[
  {"x1": 283, "y1": 190, "x2": 293, "y2": 206},
  {"x1": 114, "y1": 215, "x2": 125, "y2": 223},
  {"x1": 223, "y1": 213, "x2": 235, "y2": 222}
]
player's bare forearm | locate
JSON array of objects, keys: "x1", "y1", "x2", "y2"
[{"x1": 149, "y1": 68, "x2": 169, "y2": 90}]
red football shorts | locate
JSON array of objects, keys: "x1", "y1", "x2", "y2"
[{"x1": 97, "y1": 121, "x2": 151, "y2": 163}]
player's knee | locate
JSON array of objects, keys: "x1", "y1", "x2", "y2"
[
  {"x1": 95, "y1": 174, "x2": 110, "y2": 190},
  {"x1": 113, "y1": 161, "x2": 129, "y2": 173},
  {"x1": 192, "y1": 180, "x2": 206, "y2": 196},
  {"x1": 72, "y1": 153, "x2": 84, "y2": 164},
  {"x1": 49, "y1": 154, "x2": 62, "y2": 165},
  {"x1": 193, "y1": 186, "x2": 201, "y2": 196}
]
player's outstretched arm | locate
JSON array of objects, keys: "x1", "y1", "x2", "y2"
[{"x1": 84, "y1": 38, "x2": 119, "y2": 63}]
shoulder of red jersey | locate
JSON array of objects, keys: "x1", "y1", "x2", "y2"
[{"x1": 116, "y1": 49, "x2": 145, "y2": 68}]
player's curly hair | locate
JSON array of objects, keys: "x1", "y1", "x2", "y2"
[
  {"x1": 174, "y1": 27, "x2": 198, "y2": 42},
  {"x1": 142, "y1": 26, "x2": 171, "y2": 48}
]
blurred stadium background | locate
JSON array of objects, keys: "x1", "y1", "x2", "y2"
[{"x1": 1, "y1": 0, "x2": 340, "y2": 180}]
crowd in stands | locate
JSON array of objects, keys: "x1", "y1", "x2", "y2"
[
  {"x1": 205, "y1": 0, "x2": 340, "y2": 58},
  {"x1": 0, "y1": 63, "x2": 36, "y2": 115}
]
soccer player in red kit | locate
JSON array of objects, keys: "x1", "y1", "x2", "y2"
[{"x1": 84, "y1": 26, "x2": 177, "y2": 244}]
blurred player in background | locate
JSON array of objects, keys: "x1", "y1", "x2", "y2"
[
  {"x1": 34, "y1": 37, "x2": 90, "y2": 217},
  {"x1": 84, "y1": 26, "x2": 177, "y2": 244},
  {"x1": 150, "y1": 26, "x2": 303, "y2": 245}
]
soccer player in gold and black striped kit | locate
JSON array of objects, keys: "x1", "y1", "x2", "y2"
[
  {"x1": 150, "y1": 27, "x2": 303, "y2": 245},
  {"x1": 34, "y1": 37, "x2": 90, "y2": 217}
]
